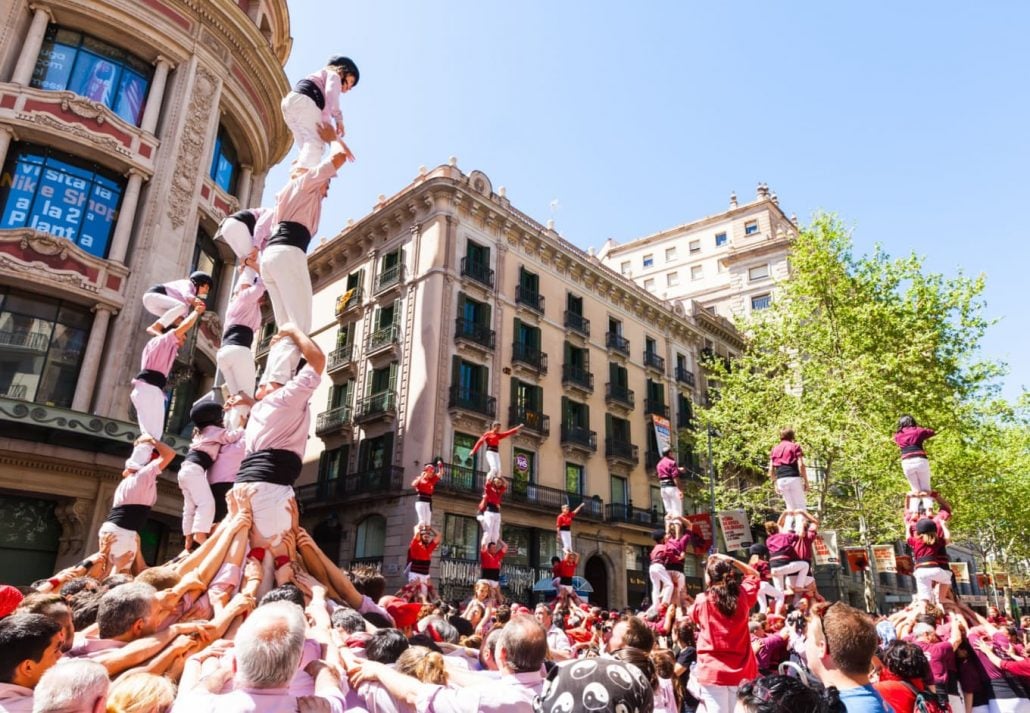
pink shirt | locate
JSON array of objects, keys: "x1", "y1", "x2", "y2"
[
  {"x1": 691, "y1": 575, "x2": 760, "y2": 685},
  {"x1": 273, "y1": 157, "x2": 338, "y2": 236},
  {"x1": 770, "y1": 440, "x2": 803, "y2": 466},
  {"x1": 137, "y1": 330, "x2": 180, "y2": 377},
  {"x1": 68, "y1": 635, "x2": 126, "y2": 658},
  {"x1": 416, "y1": 670, "x2": 545, "y2": 713},
  {"x1": 224, "y1": 279, "x2": 266, "y2": 332},
  {"x1": 112, "y1": 460, "x2": 161, "y2": 507},
  {"x1": 190, "y1": 425, "x2": 243, "y2": 462},
  {"x1": 657, "y1": 455, "x2": 680, "y2": 481},
  {"x1": 172, "y1": 686, "x2": 346, "y2": 713},
  {"x1": 208, "y1": 437, "x2": 245, "y2": 485},
  {"x1": 161, "y1": 278, "x2": 197, "y2": 305},
  {"x1": 245, "y1": 365, "x2": 320, "y2": 457},
  {"x1": 0, "y1": 683, "x2": 34, "y2": 713},
  {"x1": 304, "y1": 68, "x2": 344, "y2": 124}
]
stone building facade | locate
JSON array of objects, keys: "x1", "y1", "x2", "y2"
[
  {"x1": 296, "y1": 164, "x2": 745, "y2": 609},
  {"x1": 0, "y1": 0, "x2": 291, "y2": 582}
]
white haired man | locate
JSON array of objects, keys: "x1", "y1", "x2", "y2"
[{"x1": 31, "y1": 659, "x2": 108, "y2": 713}]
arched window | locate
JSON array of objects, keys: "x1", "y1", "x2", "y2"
[{"x1": 354, "y1": 515, "x2": 385, "y2": 560}]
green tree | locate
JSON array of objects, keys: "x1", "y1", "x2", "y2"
[{"x1": 698, "y1": 214, "x2": 1009, "y2": 554}]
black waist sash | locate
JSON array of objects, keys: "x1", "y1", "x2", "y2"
[
  {"x1": 235, "y1": 449, "x2": 302, "y2": 486},
  {"x1": 267, "y1": 221, "x2": 312, "y2": 252},
  {"x1": 915, "y1": 556, "x2": 940, "y2": 566},
  {"x1": 106, "y1": 504, "x2": 151, "y2": 533},
  {"x1": 560, "y1": 576, "x2": 573, "y2": 586},
  {"x1": 184, "y1": 450, "x2": 215, "y2": 470},
  {"x1": 222, "y1": 324, "x2": 254, "y2": 348},
  {"x1": 666, "y1": 561, "x2": 684, "y2": 573},
  {"x1": 417, "y1": 493, "x2": 433, "y2": 503},
  {"x1": 770, "y1": 550, "x2": 796, "y2": 567},
  {"x1": 559, "y1": 525, "x2": 571, "y2": 531},
  {"x1": 480, "y1": 567, "x2": 500, "y2": 582},
  {"x1": 410, "y1": 559, "x2": 431, "y2": 576},
  {"x1": 776, "y1": 464, "x2": 800, "y2": 479},
  {"x1": 901, "y1": 445, "x2": 927, "y2": 458},
  {"x1": 485, "y1": 503, "x2": 500, "y2": 513},
  {"x1": 228, "y1": 209, "x2": 257, "y2": 234},
  {"x1": 487, "y1": 446, "x2": 499, "y2": 452},
  {"x1": 147, "y1": 285, "x2": 167, "y2": 295},
  {"x1": 135, "y1": 369, "x2": 167, "y2": 389},
  {"x1": 294, "y1": 78, "x2": 325, "y2": 110}
]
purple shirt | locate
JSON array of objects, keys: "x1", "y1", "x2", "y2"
[
  {"x1": 0, "y1": 683, "x2": 34, "y2": 713},
  {"x1": 161, "y1": 278, "x2": 197, "y2": 305},
  {"x1": 915, "y1": 639, "x2": 956, "y2": 683},
  {"x1": 753, "y1": 633, "x2": 789, "y2": 672},
  {"x1": 190, "y1": 425, "x2": 243, "y2": 462},
  {"x1": 303, "y1": 68, "x2": 344, "y2": 124},
  {"x1": 208, "y1": 437, "x2": 245, "y2": 485},
  {"x1": 112, "y1": 460, "x2": 161, "y2": 507},
  {"x1": 173, "y1": 686, "x2": 346, "y2": 713},
  {"x1": 137, "y1": 330, "x2": 180, "y2": 377},
  {"x1": 245, "y1": 365, "x2": 320, "y2": 457},
  {"x1": 224, "y1": 279, "x2": 266, "y2": 334},
  {"x1": 657, "y1": 456, "x2": 680, "y2": 481},
  {"x1": 273, "y1": 158, "x2": 338, "y2": 236}
]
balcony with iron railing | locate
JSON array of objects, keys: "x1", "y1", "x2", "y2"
[
  {"x1": 454, "y1": 318, "x2": 495, "y2": 350},
  {"x1": 563, "y1": 311, "x2": 590, "y2": 337},
  {"x1": 0, "y1": 330, "x2": 50, "y2": 352},
  {"x1": 460, "y1": 257, "x2": 494, "y2": 288},
  {"x1": 327, "y1": 342, "x2": 355, "y2": 374},
  {"x1": 605, "y1": 331, "x2": 630, "y2": 356},
  {"x1": 645, "y1": 398, "x2": 669, "y2": 418},
  {"x1": 335, "y1": 287, "x2": 363, "y2": 317},
  {"x1": 315, "y1": 404, "x2": 353, "y2": 437},
  {"x1": 605, "y1": 503, "x2": 661, "y2": 527},
  {"x1": 605, "y1": 439, "x2": 639, "y2": 465},
  {"x1": 508, "y1": 404, "x2": 550, "y2": 437},
  {"x1": 561, "y1": 363, "x2": 594, "y2": 393},
  {"x1": 375, "y1": 264, "x2": 403, "y2": 293},
  {"x1": 604, "y1": 382, "x2": 635, "y2": 410},
  {"x1": 447, "y1": 385, "x2": 496, "y2": 418},
  {"x1": 677, "y1": 409, "x2": 694, "y2": 430},
  {"x1": 354, "y1": 391, "x2": 396, "y2": 421},
  {"x1": 643, "y1": 350, "x2": 666, "y2": 373},
  {"x1": 676, "y1": 366, "x2": 696, "y2": 387},
  {"x1": 366, "y1": 323, "x2": 399, "y2": 353},
  {"x1": 515, "y1": 285, "x2": 544, "y2": 314},
  {"x1": 435, "y1": 462, "x2": 603, "y2": 520},
  {"x1": 560, "y1": 424, "x2": 597, "y2": 452},
  {"x1": 295, "y1": 465, "x2": 405, "y2": 506},
  {"x1": 512, "y1": 341, "x2": 547, "y2": 374}
]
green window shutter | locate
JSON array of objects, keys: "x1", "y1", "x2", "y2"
[
  {"x1": 514, "y1": 317, "x2": 522, "y2": 342},
  {"x1": 365, "y1": 368, "x2": 374, "y2": 396},
  {"x1": 561, "y1": 396, "x2": 570, "y2": 427},
  {"x1": 456, "y1": 293, "x2": 466, "y2": 320},
  {"x1": 482, "y1": 300, "x2": 491, "y2": 326},
  {"x1": 532, "y1": 384, "x2": 542, "y2": 411},
  {"x1": 388, "y1": 362, "x2": 398, "y2": 393},
  {"x1": 605, "y1": 413, "x2": 612, "y2": 438}
]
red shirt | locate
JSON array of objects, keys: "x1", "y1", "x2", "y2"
[
  {"x1": 766, "y1": 532, "x2": 799, "y2": 564},
  {"x1": 770, "y1": 440, "x2": 803, "y2": 466},
  {"x1": 754, "y1": 559, "x2": 771, "y2": 581},
  {"x1": 556, "y1": 512, "x2": 575, "y2": 530},
  {"x1": 414, "y1": 469, "x2": 440, "y2": 495},
  {"x1": 480, "y1": 546, "x2": 506, "y2": 569},
  {"x1": 470, "y1": 428, "x2": 520, "y2": 454},
  {"x1": 793, "y1": 528, "x2": 817, "y2": 562},
  {"x1": 553, "y1": 559, "x2": 576, "y2": 578},
  {"x1": 691, "y1": 575, "x2": 760, "y2": 685},
  {"x1": 875, "y1": 675, "x2": 926, "y2": 713},
  {"x1": 408, "y1": 537, "x2": 438, "y2": 561},
  {"x1": 483, "y1": 480, "x2": 506, "y2": 507}
]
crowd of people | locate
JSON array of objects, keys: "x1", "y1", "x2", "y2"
[{"x1": 2, "y1": 48, "x2": 1029, "y2": 713}]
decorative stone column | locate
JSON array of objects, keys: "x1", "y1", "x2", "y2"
[
  {"x1": 71, "y1": 304, "x2": 116, "y2": 412},
  {"x1": 10, "y1": 5, "x2": 52, "y2": 85},
  {"x1": 106, "y1": 169, "x2": 146, "y2": 264},
  {"x1": 139, "y1": 56, "x2": 173, "y2": 135},
  {"x1": 236, "y1": 164, "x2": 253, "y2": 208}
]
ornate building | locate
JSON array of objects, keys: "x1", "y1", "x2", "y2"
[
  {"x1": 296, "y1": 163, "x2": 745, "y2": 609},
  {"x1": 0, "y1": 0, "x2": 291, "y2": 582}
]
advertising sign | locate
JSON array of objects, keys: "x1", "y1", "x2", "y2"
[
  {"x1": 717, "y1": 509, "x2": 752, "y2": 551},
  {"x1": 813, "y1": 530, "x2": 840, "y2": 566},
  {"x1": 872, "y1": 545, "x2": 897, "y2": 574},
  {"x1": 950, "y1": 562, "x2": 970, "y2": 585},
  {"x1": 845, "y1": 547, "x2": 869, "y2": 572}
]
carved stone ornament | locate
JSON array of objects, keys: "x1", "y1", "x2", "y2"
[
  {"x1": 0, "y1": 254, "x2": 95, "y2": 292},
  {"x1": 20, "y1": 233, "x2": 69, "y2": 258},
  {"x1": 55, "y1": 499, "x2": 93, "y2": 555},
  {"x1": 20, "y1": 112, "x2": 128, "y2": 157},
  {"x1": 168, "y1": 68, "x2": 218, "y2": 229},
  {"x1": 60, "y1": 94, "x2": 107, "y2": 124}
]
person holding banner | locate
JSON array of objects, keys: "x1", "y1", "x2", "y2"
[
  {"x1": 767, "y1": 428, "x2": 809, "y2": 534},
  {"x1": 657, "y1": 448, "x2": 687, "y2": 521},
  {"x1": 555, "y1": 502, "x2": 585, "y2": 555}
]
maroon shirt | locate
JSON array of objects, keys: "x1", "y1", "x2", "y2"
[
  {"x1": 894, "y1": 426, "x2": 936, "y2": 459},
  {"x1": 915, "y1": 639, "x2": 956, "y2": 683},
  {"x1": 753, "y1": 633, "x2": 789, "y2": 674},
  {"x1": 770, "y1": 440, "x2": 803, "y2": 466}
]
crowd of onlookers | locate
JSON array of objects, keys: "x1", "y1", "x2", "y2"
[{"x1": 1, "y1": 513, "x2": 1029, "y2": 713}]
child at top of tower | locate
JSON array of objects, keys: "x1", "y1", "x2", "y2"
[{"x1": 281, "y1": 55, "x2": 359, "y2": 168}]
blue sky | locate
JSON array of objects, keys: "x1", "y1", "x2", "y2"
[{"x1": 265, "y1": 2, "x2": 1029, "y2": 400}]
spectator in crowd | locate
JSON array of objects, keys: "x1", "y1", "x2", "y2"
[
  {"x1": 0, "y1": 614, "x2": 64, "y2": 713},
  {"x1": 806, "y1": 602, "x2": 893, "y2": 713},
  {"x1": 31, "y1": 660, "x2": 108, "y2": 713}
]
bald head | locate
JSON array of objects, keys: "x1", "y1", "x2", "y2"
[{"x1": 499, "y1": 614, "x2": 547, "y2": 674}]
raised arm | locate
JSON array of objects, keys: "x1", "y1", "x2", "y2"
[
  {"x1": 275, "y1": 322, "x2": 325, "y2": 374},
  {"x1": 173, "y1": 305, "x2": 205, "y2": 339}
]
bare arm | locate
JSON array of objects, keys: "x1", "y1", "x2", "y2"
[
  {"x1": 347, "y1": 659, "x2": 424, "y2": 708},
  {"x1": 274, "y1": 323, "x2": 325, "y2": 374},
  {"x1": 173, "y1": 306, "x2": 205, "y2": 338}
]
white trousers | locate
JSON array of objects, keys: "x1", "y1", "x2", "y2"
[
  {"x1": 776, "y1": 476, "x2": 807, "y2": 511},
  {"x1": 479, "y1": 510, "x2": 501, "y2": 546},
  {"x1": 243, "y1": 483, "x2": 294, "y2": 545},
  {"x1": 142, "y1": 292, "x2": 189, "y2": 328},
  {"x1": 559, "y1": 530, "x2": 573, "y2": 553},
  {"x1": 217, "y1": 343, "x2": 255, "y2": 431},
  {"x1": 218, "y1": 216, "x2": 255, "y2": 259},
  {"x1": 129, "y1": 382, "x2": 165, "y2": 467},
  {"x1": 758, "y1": 580, "x2": 785, "y2": 613},
  {"x1": 669, "y1": 570, "x2": 688, "y2": 606},
  {"x1": 914, "y1": 566, "x2": 953, "y2": 603},
  {"x1": 415, "y1": 501, "x2": 432, "y2": 527},
  {"x1": 178, "y1": 461, "x2": 216, "y2": 536},
  {"x1": 98, "y1": 521, "x2": 139, "y2": 560},
  {"x1": 649, "y1": 563, "x2": 673, "y2": 607},
  {"x1": 485, "y1": 450, "x2": 501, "y2": 478},
  {"x1": 987, "y1": 699, "x2": 1030, "y2": 713},
  {"x1": 772, "y1": 560, "x2": 809, "y2": 591},
  {"x1": 661, "y1": 484, "x2": 683, "y2": 519},
  {"x1": 281, "y1": 92, "x2": 326, "y2": 168},
  {"x1": 697, "y1": 683, "x2": 738, "y2": 713},
  {"x1": 902, "y1": 457, "x2": 932, "y2": 493},
  {"x1": 260, "y1": 245, "x2": 312, "y2": 385}
]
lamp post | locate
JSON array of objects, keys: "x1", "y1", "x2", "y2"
[{"x1": 704, "y1": 389, "x2": 719, "y2": 555}]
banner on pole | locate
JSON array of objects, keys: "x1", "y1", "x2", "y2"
[
  {"x1": 950, "y1": 562, "x2": 971, "y2": 585},
  {"x1": 651, "y1": 415, "x2": 673, "y2": 454},
  {"x1": 845, "y1": 547, "x2": 869, "y2": 572},
  {"x1": 872, "y1": 545, "x2": 897, "y2": 574},
  {"x1": 717, "y1": 509, "x2": 752, "y2": 551},
  {"x1": 685, "y1": 513, "x2": 713, "y2": 553},
  {"x1": 813, "y1": 530, "x2": 840, "y2": 566}
]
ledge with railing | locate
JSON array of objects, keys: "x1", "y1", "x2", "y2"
[
  {"x1": 448, "y1": 385, "x2": 496, "y2": 418},
  {"x1": 460, "y1": 257, "x2": 494, "y2": 288},
  {"x1": 605, "y1": 382, "x2": 635, "y2": 409},
  {"x1": 508, "y1": 405, "x2": 549, "y2": 437},
  {"x1": 335, "y1": 287, "x2": 363, "y2": 317},
  {"x1": 675, "y1": 366, "x2": 696, "y2": 387},
  {"x1": 512, "y1": 341, "x2": 547, "y2": 373},
  {"x1": 367, "y1": 323, "x2": 399, "y2": 352},
  {"x1": 0, "y1": 330, "x2": 50, "y2": 352},
  {"x1": 563, "y1": 311, "x2": 590, "y2": 337},
  {"x1": 645, "y1": 399, "x2": 669, "y2": 418},
  {"x1": 296, "y1": 465, "x2": 405, "y2": 505},
  {"x1": 605, "y1": 331, "x2": 630, "y2": 356},
  {"x1": 515, "y1": 285, "x2": 544, "y2": 314},
  {"x1": 604, "y1": 439, "x2": 639, "y2": 465},
  {"x1": 354, "y1": 391, "x2": 396, "y2": 420},
  {"x1": 375, "y1": 264, "x2": 404, "y2": 293},
  {"x1": 605, "y1": 502, "x2": 661, "y2": 527},
  {"x1": 560, "y1": 424, "x2": 597, "y2": 452},
  {"x1": 327, "y1": 342, "x2": 355, "y2": 373},
  {"x1": 643, "y1": 350, "x2": 666, "y2": 372},
  {"x1": 561, "y1": 363, "x2": 594, "y2": 392},
  {"x1": 315, "y1": 405, "x2": 353, "y2": 436},
  {"x1": 454, "y1": 317, "x2": 495, "y2": 349}
]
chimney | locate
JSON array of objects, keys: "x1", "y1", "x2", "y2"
[{"x1": 729, "y1": 191, "x2": 738, "y2": 208}]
